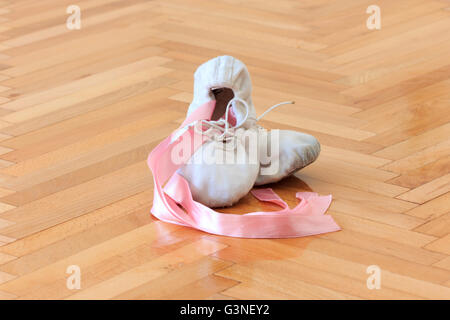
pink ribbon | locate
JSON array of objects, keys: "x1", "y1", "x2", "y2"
[{"x1": 147, "y1": 101, "x2": 340, "y2": 238}]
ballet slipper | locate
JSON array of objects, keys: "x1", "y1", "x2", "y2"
[
  {"x1": 178, "y1": 55, "x2": 321, "y2": 206},
  {"x1": 177, "y1": 56, "x2": 259, "y2": 207},
  {"x1": 255, "y1": 129, "x2": 320, "y2": 186}
]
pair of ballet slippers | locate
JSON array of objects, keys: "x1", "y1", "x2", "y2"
[{"x1": 176, "y1": 56, "x2": 320, "y2": 208}]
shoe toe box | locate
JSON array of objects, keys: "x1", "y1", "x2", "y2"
[
  {"x1": 255, "y1": 130, "x2": 320, "y2": 186},
  {"x1": 178, "y1": 140, "x2": 259, "y2": 208}
]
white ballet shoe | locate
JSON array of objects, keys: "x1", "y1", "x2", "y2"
[
  {"x1": 178, "y1": 127, "x2": 260, "y2": 207},
  {"x1": 255, "y1": 129, "x2": 320, "y2": 186},
  {"x1": 177, "y1": 55, "x2": 321, "y2": 207},
  {"x1": 187, "y1": 55, "x2": 257, "y2": 129},
  {"x1": 178, "y1": 56, "x2": 260, "y2": 207}
]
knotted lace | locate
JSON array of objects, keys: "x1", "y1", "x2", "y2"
[{"x1": 173, "y1": 97, "x2": 294, "y2": 145}]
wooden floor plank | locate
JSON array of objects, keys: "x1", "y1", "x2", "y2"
[
  {"x1": 396, "y1": 173, "x2": 450, "y2": 204},
  {"x1": 65, "y1": 239, "x2": 227, "y2": 300},
  {"x1": 404, "y1": 192, "x2": 450, "y2": 220}
]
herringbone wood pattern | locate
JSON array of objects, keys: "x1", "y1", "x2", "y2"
[{"x1": 0, "y1": 0, "x2": 449, "y2": 299}]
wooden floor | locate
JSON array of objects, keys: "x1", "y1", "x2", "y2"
[{"x1": 0, "y1": 0, "x2": 449, "y2": 300}]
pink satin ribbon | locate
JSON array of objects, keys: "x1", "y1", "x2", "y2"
[{"x1": 147, "y1": 101, "x2": 341, "y2": 238}]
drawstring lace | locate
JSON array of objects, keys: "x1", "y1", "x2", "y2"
[
  {"x1": 173, "y1": 98, "x2": 295, "y2": 144},
  {"x1": 193, "y1": 97, "x2": 250, "y2": 142},
  {"x1": 255, "y1": 101, "x2": 295, "y2": 121}
]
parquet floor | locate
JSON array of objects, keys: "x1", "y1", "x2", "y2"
[{"x1": 0, "y1": 0, "x2": 449, "y2": 300}]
